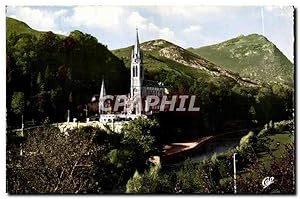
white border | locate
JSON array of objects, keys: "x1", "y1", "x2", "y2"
[{"x1": 1, "y1": 1, "x2": 298, "y2": 199}]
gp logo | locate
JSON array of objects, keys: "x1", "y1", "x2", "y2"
[{"x1": 262, "y1": 176, "x2": 275, "y2": 189}]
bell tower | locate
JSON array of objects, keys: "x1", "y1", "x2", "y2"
[
  {"x1": 130, "y1": 28, "x2": 144, "y2": 97},
  {"x1": 130, "y1": 28, "x2": 144, "y2": 115}
]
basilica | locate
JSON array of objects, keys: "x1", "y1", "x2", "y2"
[{"x1": 97, "y1": 29, "x2": 167, "y2": 122}]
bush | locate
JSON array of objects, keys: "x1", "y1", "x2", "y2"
[
  {"x1": 107, "y1": 148, "x2": 135, "y2": 169},
  {"x1": 235, "y1": 131, "x2": 258, "y2": 169},
  {"x1": 121, "y1": 117, "x2": 160, "y2": 155},
  {"x1": 274, "y1": 120, "x2": 294, "y2": 132},
  {"x1": 125, "y1": 163, "x2": 173, "y2": 193},
  {"x1": 177, "y1": 159, "x2": 201, "y2": 193},
  {"x1": 11, "y1": 92, "x2": 25, "y2": 115},
  {"x1": 219, "y1": 177, "x2": 233, "y2": 193},
  {"x1": 7, "y1": 126, "x2": 106, "y2": 193},
  {"x1": 237, "y1": 144, "x2": 295, "y2": 193},
  {"x1": 237, "y1": 131, "x2": 255, "y2": 151},
  {"x1": 257, "y1": 128, "x2": 269, "y2": 138}
]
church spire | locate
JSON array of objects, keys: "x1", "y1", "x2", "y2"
[
  {"x1": 99, "y1": 77, "x2": 106, "y2": 115},
  {"x1": 133, "y1": 27, "x2": 141, "y2": 58},
  {"x1": 99, "y1": 78, "x2": 106, "y2": 98}
]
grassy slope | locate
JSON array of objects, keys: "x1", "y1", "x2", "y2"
[
  {"x1": 6, "y1": 17, "x2": 129, "y2": 100},
  {"x1": 6, "y1": 17, "x2": 65, "y2": 39},
  {"x1": 113, "y1": 40, "x2": 208, "y2": 81},
  {"x1": 112, "y1": 39, "x2": 257, "y2": 85},
  {"x1": 219, "y1": 130, "x2": 294, "y2": 186},
  {"x1": 237, "y1": 131, "x2": 294, "y2": 181},
  {"x1": 258, "y1": 132, "x2": 293, "y2": 168},
  {"x1": 6, "y1": 17, "x2": 40, "y2": 35},
  {"x1": 188, "y1": 34, "x2": 294, "y2": 86}
]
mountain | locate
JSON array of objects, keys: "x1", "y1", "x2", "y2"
[
  {"x1": 6, "y1": 17, "x2": 129, "y2": 93},
  {"x1": 7, "y1": 17, "x2": 40, "y2": 36},
  {"x1": 6, "y1": 17, "x2": 65, "y2": 38},
  {"x1": 113, "y1": 39, "x2": 260, "y2": 87},
  {"x1": 6, "y1": 17, "x2": 294, "y2": 139},
  {"x1": 6, "y1": 17, "x2": 129, "y2": 122},
  {"x1": 188, "y1": 34, "x2": 294, "y2": 86}
]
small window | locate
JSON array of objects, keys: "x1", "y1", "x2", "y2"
[
  {"x1": 135, "y1": 65, "x2": 138, "y2": 77},
  {"x1": 133, "y1": 67, "x2": 135, "y2": 77}
]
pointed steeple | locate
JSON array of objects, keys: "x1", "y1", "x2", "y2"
[
  {"x1": 99, "y1": 77, "x2": 106, "y2": 115},
  {"x1": 133, "y1": 27, "x2": 141, "y2": 58},
  {"x1": 130, "y1": 28, "x2": 144, "y2": 103},
  {"x1": 100, "y1": 78, "x2": 106, "y2": 99}
]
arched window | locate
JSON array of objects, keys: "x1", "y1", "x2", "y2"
[
  {"x1": 135, "y1": 65, "x2": 138, "y2": 77},
  {"x1": 133, "y1": 66, "x2": 135, "y2": 77}
]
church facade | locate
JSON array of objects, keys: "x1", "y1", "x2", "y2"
[{"x1": 98, "y1": 29, "x2": 166, "y2": 120}]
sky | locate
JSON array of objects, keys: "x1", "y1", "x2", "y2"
[{"x1": 6, "y1": 6, "x2": 294, "y2": 61}]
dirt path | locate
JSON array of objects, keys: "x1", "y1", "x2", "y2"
[{"x1": 163, "y1": 136, "x2": 213, "y2": 156}]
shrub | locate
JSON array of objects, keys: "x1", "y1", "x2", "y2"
[
  {"x1": 237, "y1": 131, "x2": 255, "y2": 151},
  {"x1": 274, "y1": 120, "x2": 294, "y2": 132},
  {"x1": 107, "y1": 148, "x2": 135, "y2": 169},
  {"x1": 125, "y1": 163, "x2": 172, "y2": 193},
  {"x1": 219, "y1": 177, "x2": 233, "y2": 193}
]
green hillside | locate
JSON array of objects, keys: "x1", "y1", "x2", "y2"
[
  {"x1": 6, "y1": 17, "x2": 40, "y2": 36},
  {"x1": 6, "y1": 17, "x2": 65, "y2": 38},
  {"x1": 113, "y1": 38, "x2": 293, "y2": 132},
  {"x1": 6, "y1": 17, "x2": 293, "y2": 133},
  {"x1": 113, "y1": 39, "x2": 259, "y2": 88},
  {"x1": 6, "y1": 17, "x2": 129, "y2": 123},
  {"x1": 188, "y1": 34, "x2": 294, "y2": 86}
]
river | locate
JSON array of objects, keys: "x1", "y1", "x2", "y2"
[{"x1": 162, "y1": 131, "x2": 246, "y2": 171}]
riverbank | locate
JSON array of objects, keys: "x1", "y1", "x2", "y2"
[{"x1": 161, "y1": 128, "x2": 258, "y2": 164}]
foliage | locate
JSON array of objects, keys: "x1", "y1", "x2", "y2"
[
  {"x1": 7, "y1": 118, "x2": 163, "y2": 194},
  {"x1": 11, "y1": 92, "x2": 25, "y2": 115},
  {"x1": 7, "y1": 17, "x2": 293, "y2": 134},
  {"x1": 237, "y1": 144, "x2": 295, "y2": 193},
  {"x1": 107, "y1": 148, "x2": 135, "y2": 169},
  {"x1": 121, "y1": 117, "x2": 160, "y2": 156},
  {"x1": 7, "y1": 126, "x2": 120, "y2": 193},
  {"x1": 125, "y1": 163, "x2": 173, "y2": 193},
  {"x1": 6, "y1": 16, "x2": 295, "y2": 195},
  {"x1": 6, "y1": 17, "x2": 129, "y2": 125},
  {"x1": 274, "y1": 120, "x2": 294, "y2": 132},
  {"x1": 176, "y1": 159, "x2": 203, "y2": 193},
  {"x1": 237, "y1": 131, "x2": 255, "y2": 151},
  {"x1": 176, "y1": 158, "x2": 233, "y2": 193},
  {"x1": 172, "y1": 123, "x2": 294, "y2": 194},
  {"x1": 7, "y1": 126, "x2": 109, "y2": 193}
]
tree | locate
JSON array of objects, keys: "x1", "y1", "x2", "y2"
[
  {"x1": 176, "y1": 159, "x2": 217, "y2": 193},
  {"x1": 37, "y1": 31, "x2": 61, "y2": 53},
  {"x1": 237, "y1": 144, "x2": 295, "y2": 193},
  {"x1": 11, "y1": 92, "x2": 25, "y2": 115},
  {"x1": 12, "y1": 33, "x2": 38, "y2": 75},
  {"x1": 121, "y1": 118, "x2": 160, "y2": 156},
  {"x1": 126, "y1": 163, "x2": 172, "y2": 193},
  {"x1": 63, "y1": 36, "x2": 76, "y2": 53},
  {"x1": 36, "y1": 72, "x2": 45, "y2": 92},
  {"x1": 44, "y1": 65, "x2": 51, "y2": 88},
  {"x1": 107, "y1": 148, "x2": 135, "y2": 169},
  {"x1": 7, "y1": 126, "x2": 111, "y2": 193},
  {"x1": 57, "y1": 64, "x2": 71, "y2": 82}
]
